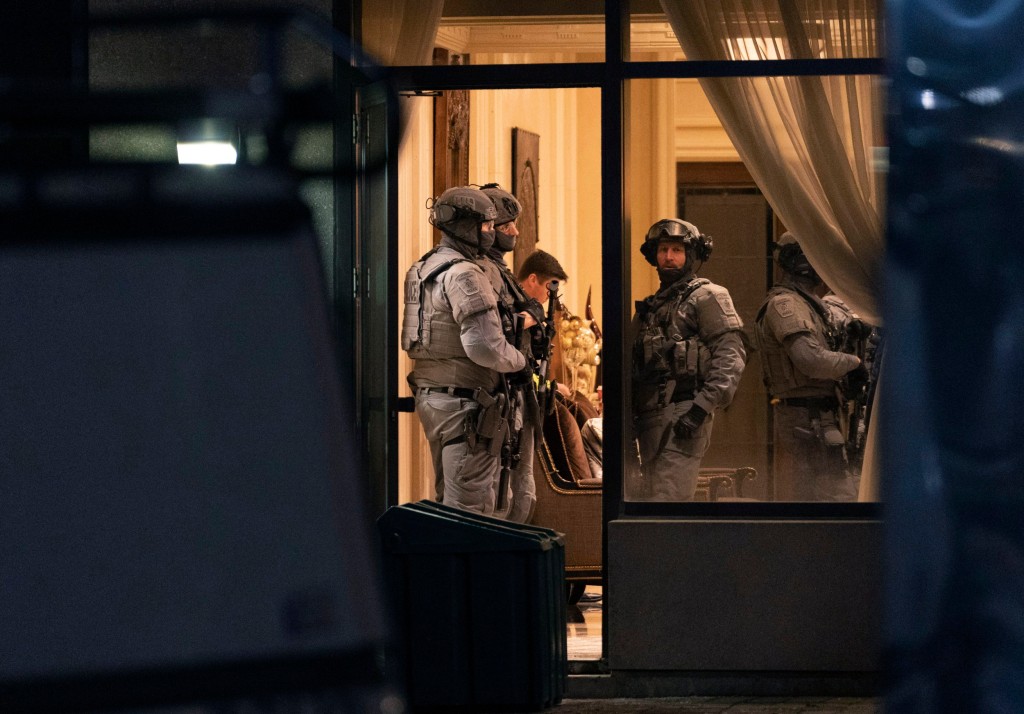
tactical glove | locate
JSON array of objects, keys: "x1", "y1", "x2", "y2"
[
  {"x1": 523, "y1": 297, "x2": 546, "y2": 327},
  {"x1": 846, "y1": 318, "x2": 872, "y2": 341},
  {"x1": 509, "y1": 365, "x2": 535, "y2": 387},
  {"x1": 844, "y1": 363, "x2": 870, "y2": 397},
  {"x1": 673, "y1": 404, "x2": 708, "y2": 439}
]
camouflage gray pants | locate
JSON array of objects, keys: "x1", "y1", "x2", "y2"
[
  {"x1": 634, "y1": 399, "x2": 713, "y2": 501},
  {"x1": 773, "y1": 405, "x2": 859, "y2": 502},
  {"x1": 496, "y1": 418, "x2": 536, "y2": 523},
  {"x1": 416, "y1": 392, "x2": 501, "y2": 515}
]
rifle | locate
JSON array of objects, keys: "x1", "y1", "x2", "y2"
[
  {"x1": 535, "y1": 279, "x2": 560, "y2": 415},
  {"x1": 843, "y1": 322, "x2": 872, "y2": 470},
  {"x1": 585, "y1": 285, "x2": 602, "y2": 342}
]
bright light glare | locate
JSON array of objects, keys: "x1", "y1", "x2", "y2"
[{"x1": 177, "y1": 141, "x2": 238, "y2": 166}]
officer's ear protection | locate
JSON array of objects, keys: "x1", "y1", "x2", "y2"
[
  {"x1": 431, "y1": 203, "x2": 457, "y2": 225},
  {"x1": 774, "y1": 241, "x2": 804, "y2": 274},
  {"x1": 426, "y1": 195, "x2": 458, "y2": 226},
  {"x1": 690, "y1": 232, "x2": 713, "y2": 262}
]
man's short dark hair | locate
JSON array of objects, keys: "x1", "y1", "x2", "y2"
[{"x1": 517, "y1": 249, "x2": 568, "y2": 283}]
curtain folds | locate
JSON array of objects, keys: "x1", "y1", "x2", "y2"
[
  {"x1": 361, "y1": 0, "x2": 445, "y2": 66},
  {"x1": 659, "y1": 0, "x2": 885, "y2": 324},
  {"x1": 660, "y1": 0, "x2": 884, "y2": 500}
]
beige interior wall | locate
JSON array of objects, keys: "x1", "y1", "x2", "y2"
[
  {"x1": 574, "y1": 87, "x2": 603, "y2": 328},
  {"x1": 396, "y1": 96, "x2": 436, "y2": 505},
  {"x1": 673, "y1": 78, "x2": 741, "y2": 162},
  {"x1": 628, "y1": 72, "x2": 678, "y2": 305},
  {"x1": 467, "y1": 76, "x2": 602, "y2": 324}
]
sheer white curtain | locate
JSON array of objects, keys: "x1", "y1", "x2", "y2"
[
  {"x1": 361, "y1": 0, "x2": 445, "y2": 66},
  {"x1": 660, "y1": 0, "x2": 884, "y2": 323},
  {"x1": 660, "y1": 0, "x2": 884, "y2": 499}
]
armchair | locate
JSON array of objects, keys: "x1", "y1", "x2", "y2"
[{"x1": 530, "y1": 393, "x2": 602, "y2": 599}]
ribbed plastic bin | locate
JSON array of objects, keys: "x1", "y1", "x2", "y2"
[{"x1": 377, "y1": 500, "x2": 567, "y2": 712}]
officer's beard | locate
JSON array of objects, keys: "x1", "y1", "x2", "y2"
[{"x1": 657, "y1": 266, "x2": 691, "y2": 289}]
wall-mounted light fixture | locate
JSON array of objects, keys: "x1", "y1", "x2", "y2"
[{"x1": 176, "y1": 119, "x2": 239, "y2": 166}]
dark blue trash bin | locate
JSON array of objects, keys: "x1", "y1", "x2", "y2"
[{"x1": 378, "y1": 500, "x2": 567, "y2": 712}]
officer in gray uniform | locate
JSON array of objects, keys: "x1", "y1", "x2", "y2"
[
  {"x1": 631, "y1": 218, "x2": 747, "y2": 501},
  {"x1": 477, "y1": 182, "x2": 545, "y2": 523},
  {"x1": 753, "y1": 233, "x2": 869, "y2": 502},
  {"x1": 401, "y1": 186, "x2": 528, "y2": 515}
]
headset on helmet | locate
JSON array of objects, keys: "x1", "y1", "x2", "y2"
[
  {"x1": 774, "y1": 232, "x2": 819, "y2": 281},
  {"x1": 478, "y1": 182, "x2": 522, "y2": 226},
  {"x1": 426, "y1": 186, "x2": 498, "y2": 249},
  {"x1": 639, "y1": 218, "x2": 713, "y2": 266},
  {"x1": 427, "y1": 186, "x2": 497, "y2": 229}
]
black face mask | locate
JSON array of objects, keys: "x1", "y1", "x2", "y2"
[
  {"x1": 494, "y1": 229, "x2": 517, "y2": 253},
  {"x1": 478, "y1": 227, "x2": 496, "y2": 253}
]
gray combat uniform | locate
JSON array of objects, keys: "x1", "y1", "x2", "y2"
[
  {"x1": 632, "y1": 275, "x2": 747, "y2": 500},
  {"x1": 754, "y1": 280, "x2": 861, "y2": 501},
  {"x1": 477, "y1": 255, "x2": 544, "y2": 523},
  {"x1": 402, "y1": 240, "x2": 527, "y2": 514}
]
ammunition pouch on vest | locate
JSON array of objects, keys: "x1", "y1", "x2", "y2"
[{"x1": 633, "y1": 277, "x2": 709, "y2": 384}]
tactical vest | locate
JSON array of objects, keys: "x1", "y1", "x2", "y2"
[
  {"x1": 481, "y1": 256, "x2": 546, "y2": 362},
  {"x1": 479, "y1": 258, "x2": 521, "y2": 349},
  {"x1": 754, "y1": 285, "x2": 841, "y2": 397},
  {"x1": 401, "y1": 250, "x2": 472, "y2": 360},
  {"x1": 633, "y1": 277, "x2": 712, "y2": 395}
]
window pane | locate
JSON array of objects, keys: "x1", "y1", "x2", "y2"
[
  {"x1": 625, "y1": 76, "x2": 886, "y2": 504},
  {"x1": 362, "y1": 1, "x2": 605, "y2": 66},
  {"x1": 630, "y1": 1, "x2": 882, "y2": 62}
]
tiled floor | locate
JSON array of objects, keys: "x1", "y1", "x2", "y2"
[{"x1": 567, "y1": 586, "x2": 603, "y2": 662}]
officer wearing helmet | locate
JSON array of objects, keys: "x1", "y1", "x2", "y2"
[
  {"x1": 401, "y1": 186, "x2": 528, "y2": 515},
  {"x1": 753, "y1": 232, "x2": 869, "y2": 502},
  {"x1": 475, "y1": 182, "x2": 545, "y2": 522},
  {"x1": 631, "y1": 218, "x2": 747, "y2": 501}
]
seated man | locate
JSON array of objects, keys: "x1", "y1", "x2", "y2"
[{"x1": 517, "y1": 249, "x2": 569, "y2": 307}]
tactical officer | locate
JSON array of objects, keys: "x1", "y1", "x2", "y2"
[
  {"x1": 401, "y1": 186, "x2": 527, "y2": 515},
  {"x1": 631, "y1": 218, "x2": 747, "y2": 501},
  {"x1": 753, "y1": 233, "x2": 869, "y2": 502},
  {"x1": 476, "y1": 182, "x2": 545, "y2": 522}
]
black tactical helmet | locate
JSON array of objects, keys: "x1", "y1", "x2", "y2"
[
  {"x1": 774, "y1": 232, "x2": 820, "y2": 282},
  {"x1": 479, "y1": 183, "x2": 522, "y2": 226},
  {"x1": 639, "y1": 218, "x2": 713, "y2": 266},
  {"x1": 428, "y1": 186, "x2": 498, "y2": 246}
]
